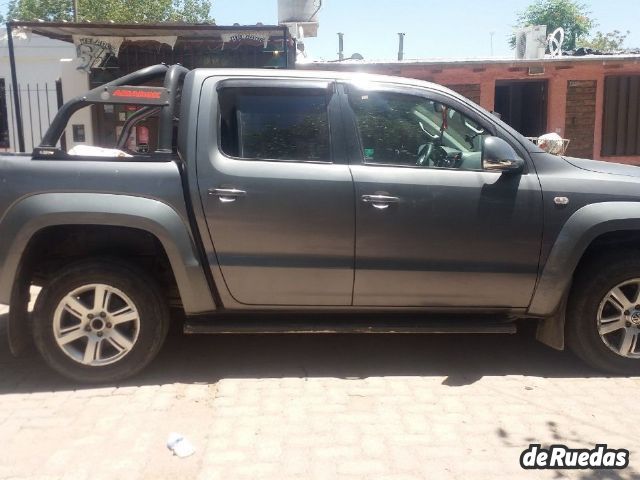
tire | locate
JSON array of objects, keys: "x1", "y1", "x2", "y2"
[
  {"x1": 567, "y1": 249, "x2": 640, "y2": 375},
  {"x1": 32, "y1": 259, "x2": 170, "y2": 383}
]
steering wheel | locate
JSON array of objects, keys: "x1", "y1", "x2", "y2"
[
  {"x1": 416, "y1": 143, "x2": 434, "y2": 166},
  {"x1": 417, "y1": 143, "x2": 454, "y2": 167},
  {"x1": 430, "y1": 145, "x2": 450, "y2": 168},
  {"x1": 418, "y1": 144, "x2": 462, "y2": 168},
  {"x1": 416, "y1": 121, "x2": 439, "y2": 166}
]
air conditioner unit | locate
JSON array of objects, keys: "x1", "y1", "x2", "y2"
[
  {"x1": 278, "y1": 0, "x2": 320, "y2": 23},
  {"x1": 515, "y1": 25, "x2": 547, "y2": 59},
  {"x1": 278, "y1": 0, "x2": 320, "y2": 38}
]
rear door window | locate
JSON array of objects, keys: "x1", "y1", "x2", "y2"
[{"x1": 219, "y1": 87, "x2": 332, "y2": 162}]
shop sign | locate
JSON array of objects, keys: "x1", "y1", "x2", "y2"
[
  {"x1": 73, "y1": 36, "x2": 124, "y2": 72},
  {"x1": 220, "y1": 30, "x2": 278, "y2": 50}
]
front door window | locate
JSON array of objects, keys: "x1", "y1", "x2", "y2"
[{"x1": 348, "y1": 90, "x2": 490, "y2": 170}]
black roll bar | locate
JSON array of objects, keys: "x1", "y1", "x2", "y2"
[
  {"x1": 157, "y1": 64, "x2": 189, "y2": 153},
  {"x1": 38, "y1": 64, "x2": 188, "y2": 153}
]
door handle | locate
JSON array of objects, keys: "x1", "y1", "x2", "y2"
[
  {"x1": 361, "y1": 194, "x2": 400, "y2": 209},
  {"x1": 208, "y1": 188, "x2": 247, "y2": 203}
]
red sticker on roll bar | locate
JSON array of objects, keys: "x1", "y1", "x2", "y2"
[{"x1": 113, "y1": 89, "x2": 162, "y2": 99}]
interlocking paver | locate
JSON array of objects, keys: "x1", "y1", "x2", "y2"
[{"x1": 1, "y1": 310, "x2": 640, "y2": 479}]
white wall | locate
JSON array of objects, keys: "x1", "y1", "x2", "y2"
[
  {"x1": 60, "y1": 58, "x2": 94, "y2": 149},
  {"x1": 0, "y1": 30, "x2": 76, "y2": 152}
]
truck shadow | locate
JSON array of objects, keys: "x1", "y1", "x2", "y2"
[{"x1": 0, "y1": 313, "x2": 624, "y2": 394}]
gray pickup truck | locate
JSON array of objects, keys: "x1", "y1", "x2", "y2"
[{"x1": 1, "y1": 64, "x2": 640, "y2": 382}]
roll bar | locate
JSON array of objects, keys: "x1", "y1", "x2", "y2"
[
  {"x1": 158, "y1": 65, "x2": 189, "y2": 153},
  {"x1": 36, "y1": 64, "x2": 188, "y2": 157}
]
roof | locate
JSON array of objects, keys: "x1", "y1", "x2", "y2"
[
  {"x1": 305, "y1": 54, "x2": 640, "y2": 68},
  {"x1": 7, "y1": 21, "x2": 288, "y2": 43}
]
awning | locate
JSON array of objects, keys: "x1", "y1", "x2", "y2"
[
  {"x1": 7, "y1": 21, "x2": 288, "y2": 43},
  {"x1": 8, "y1": 21, "x2": 292, "y2": 72}
]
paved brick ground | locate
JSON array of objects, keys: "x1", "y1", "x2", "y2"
[{"x1": 1, "y1": 306, "x2": 639, "y2": 480}]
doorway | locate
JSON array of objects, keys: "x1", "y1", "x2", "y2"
[{"x1": 494, "y1": 80, "x2": 548, "y2": 137}]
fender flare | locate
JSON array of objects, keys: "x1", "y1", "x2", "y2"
[
  {"x1": 0, "y1": 193, "x2": 216, "y2": 314},
  {"x1": 530, "y1": 201, "x2": 640, "y2": 348}
]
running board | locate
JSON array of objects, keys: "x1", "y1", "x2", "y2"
[{"x1": 183, "y1": 317, "x2": 517, "y2": 335}]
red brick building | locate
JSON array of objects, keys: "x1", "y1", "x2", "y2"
[{"x1": 301, "y1": 55, "x2": 640, "y2": 164}]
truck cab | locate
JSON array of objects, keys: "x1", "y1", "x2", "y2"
[{"x1": 2, "y1": 65, "x2": 640, "y2": 382}]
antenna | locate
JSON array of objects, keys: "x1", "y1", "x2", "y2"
[{"x1": 548, "y1": 28, "x2": 565, "y2": 57}]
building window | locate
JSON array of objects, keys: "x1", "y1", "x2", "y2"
[
  {"x1": 219, "y1": 87, "x2": 331, "y2": 162},
  {"x1": 602, "y1": 76, "x2": 640, "y2": 156}
]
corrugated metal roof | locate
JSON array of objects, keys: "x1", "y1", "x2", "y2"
[{"x1": 308, "y1": 55, "x2": 640, "y2": 68}]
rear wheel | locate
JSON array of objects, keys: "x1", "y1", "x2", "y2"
[
  {"x1": 33, "y1": 260, "x2": 169, "y2": 383},
  {"x1": 567, "y1": 250, "x2": 640, "y2": 375}
]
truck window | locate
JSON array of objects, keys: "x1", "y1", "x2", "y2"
[
  {"x1": 219, "y1": 87, "x2": 331, "y2": 162},
  {"x1": 348, "y1": 90, "x2": 489, "y2": 170}
]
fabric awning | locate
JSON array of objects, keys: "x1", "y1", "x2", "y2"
[{"x1": 8, "y1": 21, "x2": 288, "y2": 43}]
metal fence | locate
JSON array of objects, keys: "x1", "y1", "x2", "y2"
[{"x1": 0, "y1": 80, "x2": 61, "y2": 153}]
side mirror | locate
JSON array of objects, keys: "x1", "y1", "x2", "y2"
[{"x1": 482, "y1": 136, "x2": 524, "y2": 173}]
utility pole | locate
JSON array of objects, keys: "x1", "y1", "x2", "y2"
[
  {"x1": 72, "y1": 0, "x2": 78, "y2": 22},
  {"x1": 337, "y1": 32, "x2": 344, "y2": 61},
  {"x1": 6, "y1": 23, "x2": 25, "y2": 152},
  {"x1": 489, "y1": 31, "x2": 495, "y2": 56},
  {"x1": 397, "y1": 33, "x2": 405, "y2": 61}
]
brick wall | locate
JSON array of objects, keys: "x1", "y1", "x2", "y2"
[
  {"x1": 444, "y1": 84, "x2": 481, "y2": 105},
  {"x1": 564, "y1": 80, "x2": 597, "y2": 158}
]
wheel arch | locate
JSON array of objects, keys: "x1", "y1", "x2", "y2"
[
  {"x1": 0, "y1": 193, "x2": 215, "y2": 315},
  {"x1": 532, "y1": 201, "x2": 640, "y2": 349}
]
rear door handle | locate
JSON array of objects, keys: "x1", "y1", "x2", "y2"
[
  {"x1": 361, "y1": 194, "x2": 401, "y2": 209},
  {"x1": 208, "y1": 188, "x2": 247, "y2": 203}
]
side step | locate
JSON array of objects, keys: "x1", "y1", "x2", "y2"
[{"x1": 184, "y1": 316, "x2": 517, "y2": 335}]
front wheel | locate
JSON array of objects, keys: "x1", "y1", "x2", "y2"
[
  {"x1": 567, "y1": 250, "x2": 640, "y2": 375},
  {"x1": 33, "y1": 260, "x2": 170, "y2": 383}
]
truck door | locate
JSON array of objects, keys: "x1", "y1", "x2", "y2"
[
  {"x1": 195, "y1": 77, "x2": 355, "y2": 306},
  {"x1": 342, "y1": 83, "x2": 543, "y2": 307}
]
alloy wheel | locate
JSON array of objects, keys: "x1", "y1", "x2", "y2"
[
  {"x1": 597, "y1": 279, "x2": 640, "y2": 359},
  {"x1": 52, "y1": 283, "x2": 141, "y2": 366}
]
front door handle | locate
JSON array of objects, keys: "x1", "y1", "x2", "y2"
[
  {"x1": 208, "y1": 188, "x2": 247, "y2": 203},
  {"x1": 361, "y1": 194, "x2": 401, "y2": 209}
]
